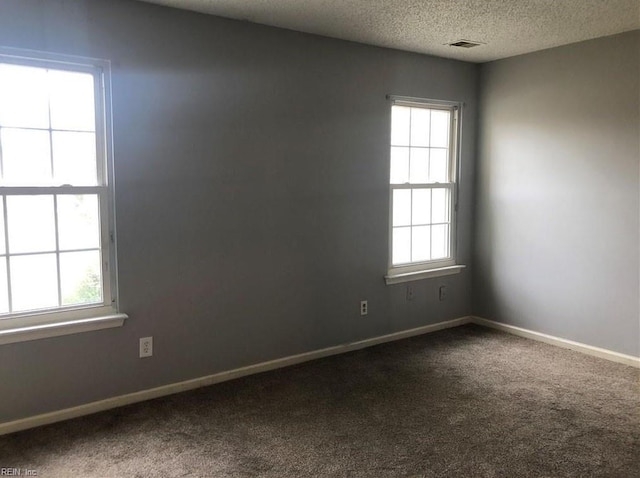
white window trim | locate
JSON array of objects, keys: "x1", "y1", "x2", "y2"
[
  {"x1": 385, "y1": 96, "x2": 465, "y2": 285},
  {"x1": 0, "y1": 47, "x2": 127, "y2": 344}
]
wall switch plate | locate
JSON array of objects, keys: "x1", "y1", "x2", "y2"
[
  {"x1": 139, "y1": 337, "x2": 153, "y2": 358},
  {"x1": 360, "y1": 300, "x2": 368, "y2": 316}
]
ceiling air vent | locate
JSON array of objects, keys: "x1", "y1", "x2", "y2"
[{"x1": 448, "y1": 40, "x2": 482, "y2": 48}]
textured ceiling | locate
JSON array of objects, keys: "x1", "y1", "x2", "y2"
[{"x1": 138, "y1": 0, "x2": 640, "y2": 62}]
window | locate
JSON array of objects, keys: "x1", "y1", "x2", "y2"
[
  {"x1": 0, "y1": 48, "x2": 125, "y2": 344},
  {"x1": 386, "y1": 97, "x2": 464, "y2": 284}
]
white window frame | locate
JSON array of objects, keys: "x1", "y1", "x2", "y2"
[
  {"x1": 385, "y1": 96, "x2": 465, "y2": 284},
  {"x1": 0, "y1": 47, "x2": 126, "y2": 344}
]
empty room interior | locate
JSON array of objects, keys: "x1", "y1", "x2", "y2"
[{"x1": 0, "y1": 0, "x2": 638, "y2": 476}]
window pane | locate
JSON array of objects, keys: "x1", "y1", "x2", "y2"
[
  {"x1": 391, "y1": 106, "x2": 410, "y2": 146},
  {"x1": 0, "y1": 64, "x2": 49, "y2": 128},
  {"x1": 392, "y1": 189, "x2": 411, "y2": 227},
  {"x1": 7, "y1": 195, "x2": 56, "y2": 254},
  {"x1": 429, "y1": 148, "x2": 448, "y2": 183},
  {"x1": 432, "y1": 224, "x2": 449, "y2": 259},
  {"x1": 430, "y1": 110, "x2": 450, "y2": 148},
  {"x1": 0, "y1": 128, "x2": 52, "y2": 185},
  {"x1": 0, "y1": 259, "x2": 8, "y2": 314},
  {"x1": 10, "y1": 253, "x2": 58, "y2": 312},
  {"x1": 431, "y1": 188, "x2": 449, "y2": 224},
  {"x1": 412, "y1": 189, "x2": 431, "y2": 225},
  {"x1": 52, "y1": 131, "x2": 97, "y2": 186},
  {"x1": 410, "y1": 108, "x2": 430, "y2": 147},
  {"x1": 57, "y1": 195, "x2": 100, "y2": 251},
  {"x1": 390, "y1": 147, "x2": 409, "y2": 184},
  {"x1": 392, "y1": 227, "x2": 410, "y2": 265},
  {"x1": 0, "y1": 198, "x2": 5, "y2": 255},
  {"x1": 412, "y1": 225, "x2": 431, "y2": 262},
  {"x1": 409, "y1": 148, "x2": 428, "y2": 183},
  {"x1": 60, "y1": 250, "x2": 102, "y2": 306},
  {"x1": 49, "y1": 70, "x2": 95, "y2": 131}
]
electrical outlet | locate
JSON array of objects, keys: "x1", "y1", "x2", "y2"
[
  {"x1": 406, "y1": 285, "x2": 414, "y2": 301},
  {"x1": 439, "y1": 285, "x2": 447, "y2": 302},
  {"x1": 139, "y1": 337, "x2": 153, "y2": 358},
  {"x1": 360, "y1": 300, "x2": 368, "y2": 316}
]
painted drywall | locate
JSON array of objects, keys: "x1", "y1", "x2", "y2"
[
  {"x1": 0, "y1": 0, "x2": 476, "y2": 422},
  {"x1": 475, "y1": 31, "x2": 640, "y2": 356}
]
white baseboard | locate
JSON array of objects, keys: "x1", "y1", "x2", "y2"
[
  {"x1": 0, "y1": 316, "x2": 472, "y2": 436},
  {"x1": 471, "y1": 317, "x2": 640, "y2": 369},
  {"x1": 4, "y1": 315, "x2": 635, "y2": 436}
]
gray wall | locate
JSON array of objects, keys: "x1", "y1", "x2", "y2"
[
  {"x1": 475, "y1": 31, "x2": 640, "y2": 357},
  {"x1": 0, "y1": 0, "x2": 476, "y2": 422}
]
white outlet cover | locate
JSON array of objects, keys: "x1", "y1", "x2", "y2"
[
  {"x1": 139, "y1": 337, "x2": 153, "y2": 358},
  {"x1": 360, "y1": 300, "x2": 368, "y2": 315}
]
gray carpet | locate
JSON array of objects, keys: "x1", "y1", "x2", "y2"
[{"x1": 1, "y1": 324, "x2": 639, "y2": 477}]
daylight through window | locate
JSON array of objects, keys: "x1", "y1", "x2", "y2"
[
  {"x1": 0, "y1": 53, "x2": 115, "y2": 323},
  {"x1": 388, "y1": 100, "x2": 459, "y2": 276}
]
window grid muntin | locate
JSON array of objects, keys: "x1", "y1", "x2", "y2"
[
  {"x1": 0, "y1": 54, "x2": 112, "y2": 319},
  {"x1": 390, "y1": 184, "x2": 452, "y2": 266},
  {"x1": 0, "y1": 127, "x2": 99, "y2": 186},
  {"x1": 389, "y1": 101, "x2": 458, "y2": 271},
  {"x1": 0, "y1": 61, "x2": 100, "y2": 187},
  {"x1": 0, "y1": 192, "x2": 105, "y2": 316}
]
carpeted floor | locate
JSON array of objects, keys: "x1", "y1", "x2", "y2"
[{"x1": 1, "y1": 324, "x2": 639, "y2": 477}]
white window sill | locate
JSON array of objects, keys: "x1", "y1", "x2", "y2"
[
  {"x1": 385, "y1": 265, "x2": 466, "y2": 285},
  {"x1": 0, "y1": 313, "x2": 128, "y2": 345}
]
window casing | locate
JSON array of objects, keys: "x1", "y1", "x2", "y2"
[
  {"x1": 0, "y1": 48, "x2": 121, "y2": 336},
  {"x1": 387, "y1": 97, "x2": 461, "y2": 279}
]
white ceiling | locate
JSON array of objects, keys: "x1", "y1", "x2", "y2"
[{"x1": 139, "y1": 0, "x2": 640, "y2": 62}]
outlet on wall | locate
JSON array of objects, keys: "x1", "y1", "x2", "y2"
[
  {"x1": 439, "y1": 285, "x2": 447, "y2": 302},
  {"x1": 360, "y1": 300, "x2": 368, "y2": 316},
  {"x1": 406, "y1": 285, "x2": 415, "y2": 301},
  {"x1": 139, "y1": 337, "x2": 153, "y2": 358}
]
